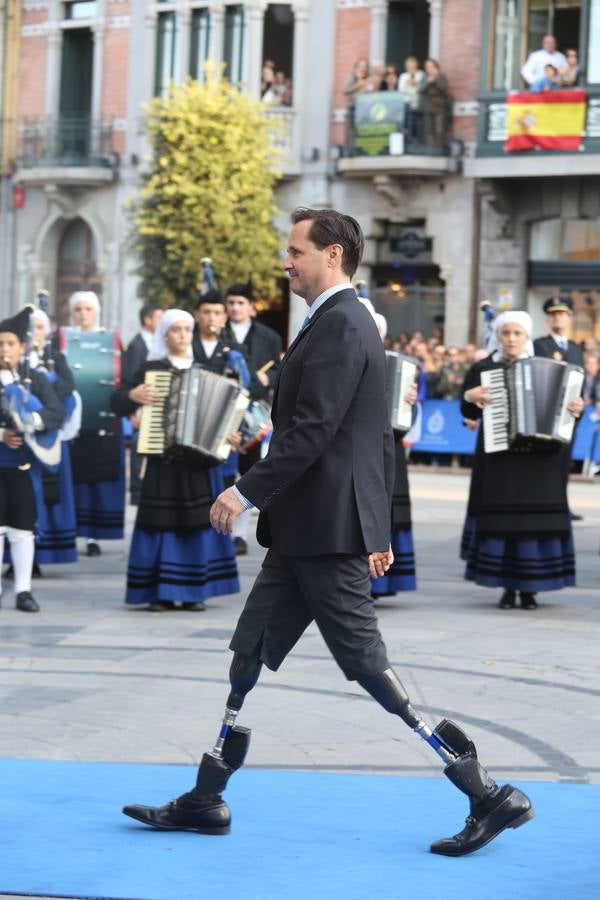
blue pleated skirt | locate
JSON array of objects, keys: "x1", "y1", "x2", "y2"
[
  {"x1": 74, "y1": 437, "x2": 126, "y2": 540},
  {"x1": 461, "y1": 516, "x2": 575, "y2": 592},
  {"x1": 371, "y1": 528, "x2": 417, "y2": 595},
  {"x1": 125, "y1": 528, "x2": 239, "y2": 605},
  {"x1": 32, "y1": 443, "x2": 78, "y2": 564}
]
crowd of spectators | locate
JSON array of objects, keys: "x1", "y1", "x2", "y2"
[
  {"x1": 261, "y1": 60, "x2": 293, "y2": 106},
  {"x1": 344, "y1": 55, "x2": 453, "y2": 150},
  {"x1": 383, "y1": 328, "x2": 600, "y2": 410},
  {"x1": 521, "y1": 35, "x2": 581, "y2": 92}
]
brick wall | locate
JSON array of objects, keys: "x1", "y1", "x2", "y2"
[
  {"x1": 331, "y1": 5, "x2": 371, "y2": 147},
  {"x1": 439, "y1": 0, "x2": 484, "y2": 144},
  {"x1": 19, "y1": 6, "x2": 48, "y2": 119}
]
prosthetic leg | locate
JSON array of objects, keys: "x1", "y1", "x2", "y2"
[
  {"x1": 123, "y1": 659, "x2": 534, "y2": 854},
  {"x1": 358, "y1": 669, "x2": 534, "y2": 855},
  {"x1": 122, "y1": 652, "x2": 262, "y2": 834}
]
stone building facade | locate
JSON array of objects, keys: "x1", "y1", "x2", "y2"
[{"x1": 3, "y1": 0, "x2": 600, "y2": 345}]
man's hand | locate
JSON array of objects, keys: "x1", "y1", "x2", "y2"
[
  {"x1": 369, "y1": 546, "x2": 394, "y2": 579},
  {"x1": 3, "y1": 428, "x2": 23, "y2": 449},
  {"x1": 210, "y1": 487, "x2": 245, "y2": 535}
]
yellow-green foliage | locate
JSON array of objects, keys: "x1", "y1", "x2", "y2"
[{"x1": 133, "y1": 77, "x2": 283, "y2": 308}]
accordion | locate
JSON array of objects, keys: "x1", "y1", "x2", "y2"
[
  {"x1": 480, "y1": 357, "x2": 584, "y2": 454},
  {"x1": 386, "y1": 351, "x2": 418, "y2": 431},
  {"x1": 138, "y1": 367, "x2": 249, "y2": 464}
]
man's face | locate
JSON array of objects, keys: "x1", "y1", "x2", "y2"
[
  {"x1": 283, "y1": 219, "x2": 336, "y2": 301},
  {"x1": 195, "y1": 303, "x2": 226, "y2": 339},
  {"x1": 0, "y1": 332, "x2": 24, "y2": 369},
  {"x1": 548, "y1": 310, "x2": 571, "y2": 334},
  {"x1": 72, "y1": 301, "x2": 98, "y2": 331},
  {"x1": 226, "y1": 294, "x2": 253, "y2": 324},
  {"x1": 543, "y1": 35, "x2": 557, "y2": 53},
  {"x1": 145, "y1": 308, "x2": 164, "y2": 334},
  {"x1": 464, "y1": 342, "x2": 476, "y2": 362}
]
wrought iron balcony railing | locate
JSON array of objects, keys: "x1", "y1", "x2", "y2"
[{"x1": 17, "y1": 116, "x2": 119, "y2": 168}]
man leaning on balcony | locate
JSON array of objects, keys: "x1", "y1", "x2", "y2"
[{"x1": 521, "y1": 35, "x2": 567, "y2": 87}]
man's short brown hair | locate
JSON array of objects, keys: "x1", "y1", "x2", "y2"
[{"x1": 291, "y1": 207, "x2": 364, "y2": 278}]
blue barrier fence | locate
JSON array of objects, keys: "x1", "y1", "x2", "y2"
[{"x1": 407, "y1": 400, "x2": 600, "y2": 461}]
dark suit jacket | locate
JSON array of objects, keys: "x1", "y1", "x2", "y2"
[
  {"x1": 223, "y1": 320, "x2": 282, "y2": 400},
  {"x1": 533, "y1": 335, "x2": 584, "y2": 367},
  {"x1": 123, "y1": 333, "x2": 150, "y2": 384},
  {"x1": 236, "y1": 288, "x2": 395, "y2": 556}
]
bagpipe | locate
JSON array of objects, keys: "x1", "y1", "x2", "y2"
[{"x1": 0, "y1": 363, "x2": 61, "y2": 469}]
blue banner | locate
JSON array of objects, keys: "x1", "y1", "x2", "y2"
[
  {"x1": 572, "y1": 406, "x2": 600, "y2": 461},
  {"x1": 408, "y1": 401, "x2": 477, "y2": 455},
  {"x1": 407, "y1": 400, "x2": 600, "y2": 460}
]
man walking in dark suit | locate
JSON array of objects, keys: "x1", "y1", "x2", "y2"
[
  {"x1": 533, "y1": 296, "x2": 584, "y2": 366},
  {"x1": 123, "y1": 208, "x2": 533, "y2": 856},
  {"x1": 223, "y1": 283, "x2": 282, "y2": 555},
  {"x1": 122, "y1": 305, "x2": 163, "y2": 504}
]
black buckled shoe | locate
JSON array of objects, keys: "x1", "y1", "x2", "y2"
[
  {"x1": 520, "y1": 592, "x2": 538, "y2": 610},
  {"x1": 497, "y1": 589, "x2": 516, "y2": 609},
  {"x1": 122, "y1": 791, "x2": 230, "y2": 835},
  {"x1": 430, "y1": 784, "x2": 534, "y2": 856},
  {"x1": 16, "y1": 591, "x2": 40, "y2": 613}
]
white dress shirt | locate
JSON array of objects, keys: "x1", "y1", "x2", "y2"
[{"x1": 521, "y1": 49, "x2": 567, "y2": 86}]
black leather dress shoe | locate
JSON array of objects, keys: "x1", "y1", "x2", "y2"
[
  {"x1": 123, "y1": 791, "x2": 230, "y2": 835},
  {"x1": 430, "y1": 785, "x2": 534, "y2": 856},
  {"x1": 86, "y1": 541, "x2": 101, "y2": 557},
  {"x1": 16, "y1": 591, "x2": 40, "y2": 613},
  {"x1": 520, "y1": 592, "x2": 538, "y2": 610}
]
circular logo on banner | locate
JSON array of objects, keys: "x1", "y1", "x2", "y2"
[
  {"x1": 370, "y1": 102, "x2": 388, "y2": 122},
  {"x1": 427, "y1": 409, "x2": 445, "y2": 435}
]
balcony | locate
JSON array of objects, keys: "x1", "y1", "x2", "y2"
[
  {"x1": 465, "y1": 86, "x2": 600, "y2": 179},
  {"x1": 336, "y1": 100, "x2": 459, "y2": 178},
  {"x1": 14, "y1": 116, "x2": 119, "y2": 186}
]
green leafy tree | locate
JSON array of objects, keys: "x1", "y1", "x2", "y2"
[{"x1": 133, "y1": 75, "x2": 283, "y2": 307}]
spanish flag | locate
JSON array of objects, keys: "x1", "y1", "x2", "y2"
[{"x1": 505, "y1": 89, "x2": 587, "y2": 152}]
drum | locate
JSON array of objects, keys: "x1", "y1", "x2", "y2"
[
  {"x1": 59, "y1": 327, "x2": 121, "y2": 435},
  {"x1": 240, "y1": 400, "x2": 272, "y2": 452}
]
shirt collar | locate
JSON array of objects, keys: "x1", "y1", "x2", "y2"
[
  {"x1": 141, "y1": 328, "x2": 154, "y2": 351},
  {"x1": 306, "y1": 283, "x2": 354, "y2": 319}
]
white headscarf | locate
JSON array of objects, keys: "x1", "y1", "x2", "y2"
[
  {"x1": 69, "y1": 291, "x2": 101, "y2": 314},
  {"x1": 31, "y1": 307, "x2": 51, "y2": 337},
  {"x1": 489, "y1": 310, "x2": 534, "y2": 361},
  {"x1": 358, "y1": 296, "x2": 387, "y2": 338},
  {"x1": 148, "y1": 308, "x2": 194, "y2": 361}
]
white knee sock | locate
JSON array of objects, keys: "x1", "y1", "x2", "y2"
[
  {"x1": 6, "y1": 528, "x2": 35, "y2": 594},
  {"x1": 233, "y1": 507, "x2": 252, "y2": 541}
]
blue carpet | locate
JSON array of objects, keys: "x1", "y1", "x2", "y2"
[{"x1": 0, "y1": 759, "x2": 598, "y2": 900}]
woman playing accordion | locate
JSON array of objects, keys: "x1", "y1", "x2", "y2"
[
  {"x1": 111, "y1": 309, "x2": 240, "y2": 611},
  {"x1": 460, "y1": 310, "x2": 584, "y2": 610}
]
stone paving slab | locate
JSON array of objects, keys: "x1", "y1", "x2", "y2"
[{"x1": 0, "y1": 471, "x2": 598, "y2": 790}]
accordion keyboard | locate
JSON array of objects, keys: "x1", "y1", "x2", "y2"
[
  {"x1": 138, "y1": 370, "x2": 172, "y2": 455},
  {"x1": 480, "y1": 369, "x2": 509, "y2": 453}
]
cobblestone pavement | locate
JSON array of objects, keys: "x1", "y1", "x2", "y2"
[{"x1": 1, "y1": 470, "x2": 598, "y2": 794}]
